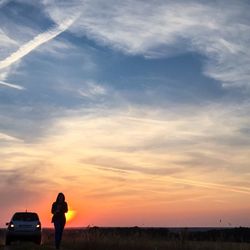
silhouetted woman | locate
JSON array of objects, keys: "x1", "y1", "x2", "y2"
[{"x1": 51, "y1": 193, "x2": 68, "y2": 249}]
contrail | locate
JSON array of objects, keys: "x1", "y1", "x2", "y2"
[
  {"x1": 0, "y1": 80, "x2": 24, "y2": 90},
  {"x1": 0, "y1": 15, "x2": 79, "y2": 70},
  {"x1": 167, "y1": 176, "x2": 250, "y2": 195},
  {"x1": 0, "y1": 132, "x2": 22, "y2": 142}
]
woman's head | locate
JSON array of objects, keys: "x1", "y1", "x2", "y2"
[{"x1": 56, "y1": 192, "x2": 65, "y2": 203}]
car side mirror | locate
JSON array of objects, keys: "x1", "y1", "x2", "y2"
[{"x1": 6, "y1": 222, "x2": 9, "y2": 226}]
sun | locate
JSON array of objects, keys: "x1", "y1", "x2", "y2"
[{"x1": 66, "y1": 209, "x2": 76, "y2": 222}]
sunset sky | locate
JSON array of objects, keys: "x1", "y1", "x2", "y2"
[{"x1": 0, "y1": 0, "x2": 250, "y2": 228}]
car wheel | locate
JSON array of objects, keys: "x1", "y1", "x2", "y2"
[{"x1": 34, "y1": 236, "x2": 41, "y2": 245}]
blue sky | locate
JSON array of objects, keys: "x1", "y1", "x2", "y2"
[{"x1": 1, "y1": 0, "x2": 250, "y2": 227}]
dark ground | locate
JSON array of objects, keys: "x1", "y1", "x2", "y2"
[{"x1": 1, "y1": 227, "x2": 250, "y2": 250}]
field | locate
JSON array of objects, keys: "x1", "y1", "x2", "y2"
[{"x1": 1, "y1": 227, "x2": 250, "y2": 250}]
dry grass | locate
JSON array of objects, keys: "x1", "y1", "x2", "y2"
[{"x1": 1, "y1": 228, "x2": 250, "y2": 250}]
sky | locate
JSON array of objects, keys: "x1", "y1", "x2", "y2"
[{"x1": 0, "y1": 0, "x2": 250, "y2": 228}]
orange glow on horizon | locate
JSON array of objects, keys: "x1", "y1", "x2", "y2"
[{"x1": 1, "y1": 110, "x2": 250, "y2": 228}]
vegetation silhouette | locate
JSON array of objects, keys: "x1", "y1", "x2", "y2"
[{"x1": 2, "y1": 227, "x2": 250, "y2": 249}]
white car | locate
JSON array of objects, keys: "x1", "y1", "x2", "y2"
[{"x1": 6, "y1": 212, "x2": 42, "y2": 245}]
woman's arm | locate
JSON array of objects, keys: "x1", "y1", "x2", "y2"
[
  {"x1": 64, "y1": 202, "x2": 68, "y2": 213},
  {"x1": 51, "y1": 202, "x2": 57, "y2": 214}
]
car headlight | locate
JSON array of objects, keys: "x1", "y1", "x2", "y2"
[
  {"x1": 10, "y1": 224, "x2": 14, "y2": 228},
  {"x1": 36, "y1": 222, "x2": 41, "y2": 229}
]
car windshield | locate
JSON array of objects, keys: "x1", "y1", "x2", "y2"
[{"x1": 12, "y1": 213, "x2": 39, "y2": 221}]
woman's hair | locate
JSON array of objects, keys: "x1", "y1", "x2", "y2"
[{"x1": 56, "y1": 192, "x2": 65, "y2": 203}]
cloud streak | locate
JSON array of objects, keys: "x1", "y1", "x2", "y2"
[
  {"x1": 0, "y1": 14, "x2": 78, "y2": 70},
  {"x1": 166, "y1": 177, "x2": 250, "y2": 195},
  {"x1": 0, "y1": 80, "x2": 24, "y2": 90},
  {"x1": 0, "y1": 132, "x2": 22, "y2": 142},
  {"x1": 78, "y1": 81, "x2": 107, "y2": 99}
]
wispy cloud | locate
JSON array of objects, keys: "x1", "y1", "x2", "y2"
[
  {"x1": 0, "y1": 15, "x2": 79, "y2": 70},
  {"x1": 45, "y1": 0, "x2": 250, "y2": 89},
  {"x1": 166, "y1": 176, "x2": 250, "y2": 195},
  {"x1": 0, "y1": 80, "x2": 24, "y2": 90},
  {"x1": 0, "y1": 132, "x2": 22, "y2": 142},
  {"x1": 0, "y1": 29, "x2": 18, "y2": 50},
  {"x1": 0, "y1": 0, "x2": 9, "y2": 8},
  {"x1": 78, "y1": 81, "x2": 107, "y2": 99},
  {"x1": 44, "y1": 102, "x2": 250, "y2": 176}
]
